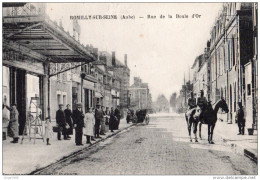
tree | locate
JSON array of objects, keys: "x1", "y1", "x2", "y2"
[
  {"x1": 169, "y1": 92, "x2": 177, "y2": 112},
  {"x1": 155, "y1": 94, "x2": 169, "y2": 112}
]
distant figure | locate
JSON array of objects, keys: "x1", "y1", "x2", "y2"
[
  {"x1": 9, "y1": 104, "x2": 19, "y2": 143},
  {"x1": 104, "y1": 107, "x2": 110, "y2": 132},
  {"x1": 56, "y1": 104, "x2": 68, "y2": 140},
  {"x1": 100, "y1": 106, "x2": 106, "y2": 135},
  {"x1": 64, "y1": 104, "x2": 73, "y2": 138},
  {"x1": 109, "y1": 107, "x2": 117, "y2": 132},
  {"x1": 236, "y1": 102, "x2": 245, "y2": 135},
  {"x1": 114, "y1": 107, "x2": 121, "y2": 129},
  {"x1": 94, "y1": 103, "x2": 103, "y2": 138},
  {"x1": 84, "y1": 108, "x2": 95, "y2": 144},
  {"x1": 72, "y1": 103, "x2": 85, "y2": 146}
]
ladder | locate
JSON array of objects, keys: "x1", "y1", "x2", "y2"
[{"x1": 21, "y1": 96, "x2": 44, "y2": 144}]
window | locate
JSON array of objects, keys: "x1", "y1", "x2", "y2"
[
  {"x1": 232, "y1": 37, "x2": 235, "y2": 66},
  {"x1": 63, "y1": 95, "x2": 67, "y2": 106},
  {"x1": 57, "y1": 94, "x2": 61, "y2": 106},
  {"x1": 247, "y1": 84, "x2": 251, "y2": 96}
]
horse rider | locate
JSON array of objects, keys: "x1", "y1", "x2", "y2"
[
  {"x1": 196, "y1": 90, "x2": 208, "y2": 120},
  {"x1": 187, "y1": 91, "x2": 196, "y2": 110}
]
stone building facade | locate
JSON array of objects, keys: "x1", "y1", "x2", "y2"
[{"x1": 129, "y1": 77, "x2": 152, "y2": 110}]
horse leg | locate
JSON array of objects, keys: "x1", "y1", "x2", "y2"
[
  {"x1": 188, "y1": 123, "x2": 192, "y2": 142},
  {"x1": 186, "y1": 115, "x2": 192, "y2": 142},
  {"x1": 210, "y1": 124, "x2": 215, "y2": 144},
  {"x1": 193, "y1": 121, "x2": 198, "y2": 142},
  {"x1": 199, "y1": 122, "x2": 202, "y2": 140}
]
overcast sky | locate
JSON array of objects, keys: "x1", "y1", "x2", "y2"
[{"x1": 46, "y1": 3, "x2": 223, "y2": 101}]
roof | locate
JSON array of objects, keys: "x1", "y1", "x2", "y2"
[
  {"x1": 3, "y1": 14, "x2": 96, "y2": 63},
  {"x1": 99, "y1": 51, "x2": 125, "y2": 67}
]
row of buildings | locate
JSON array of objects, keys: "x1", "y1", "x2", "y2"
[
  {"x1": 128, "y1": 77, "x2": 152, "y2": 110},
  {"x1": 2, "y1": 3, "x2": 130, "y2": 135},
  {"x1": 177, "y1": 2, "x2": 258, "y2": 130}
]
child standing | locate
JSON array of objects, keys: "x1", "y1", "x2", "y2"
[{"x1": 44, "y1": 117, "x2": 52, "y2": 145}]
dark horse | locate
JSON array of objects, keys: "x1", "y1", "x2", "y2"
[{"x1": 185, "y1": 98, "x2": 229, "y2": 143}]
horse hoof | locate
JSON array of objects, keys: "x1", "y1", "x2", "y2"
[
  {"x1": 190, "y1": 139, "x2": 192, "y2": 142},
  {"x1": 195, "y1": 139, "x2": 198, "y2": 142},
  {"x1": 210, "y1": 141, "x2": 215, "y2": 144}
]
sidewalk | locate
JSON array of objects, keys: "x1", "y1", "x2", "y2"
[
  {"x1": 201, "y1": 115, "x2": 258, "y2": 162},
  {"x1": 3, "y1": 118, "x2": 133, "y2": 175}
]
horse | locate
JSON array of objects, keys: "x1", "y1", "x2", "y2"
[
  {"x1": 197, "y1": 98, "x2": 229, "y2": 144},
  {"x1": 185, "y1": 107, "x2": 199, "y2": 142}
]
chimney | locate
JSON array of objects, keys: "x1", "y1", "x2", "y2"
[
  {"x1": 124, "y1": 54, "x2": 127, "y2": 66},
  {"x1": 93, "y1": 48, "x2": 98, "y2": 60},
  {"x1": 112, "y1": 51, "x2": 116, "y2": 66}
]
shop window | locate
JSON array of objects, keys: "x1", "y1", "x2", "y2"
[{"x1": 247, "y1": 84, "x2": 251, "y2": 96}]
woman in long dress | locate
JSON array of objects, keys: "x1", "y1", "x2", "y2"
[
  {"x1": 84, "y1": 107, "x2": 95, "y2": 144},
  {"x1": 9, "y1": 104, "x2": 19, "y2": 143},
  {"x1": 109, "y1": 107, "x2": 117, "y2": 132}
]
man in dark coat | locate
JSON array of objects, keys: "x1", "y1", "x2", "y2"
[
  {"x1": 72, "y1": 103, "x2": 85, "y2": 146},
  {"x1": 187, "y1": 92, "x2": 196, "y2": 110},
  {"x1": 236, "y1": 102, "x2": 245, "y2": 135},
  {"x1": 64, "y1": 104, "x2": 73, "y2": 137},
  {"x1": 94, "y1": 104, "x2": 103, "y2": 138},
  {"x1": 114, "y1": 107, "x2": 121, "y2": 130},
  {"x1": 109, "y1": 107, "x2": 117, "y2": 132},
  {"x1": 56, "y1": 104, "x2": 69, "y2": 140}
]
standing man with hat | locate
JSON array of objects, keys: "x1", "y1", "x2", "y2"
[
  {"x1": 56, "y1": 104, "x2": 69, "y2": 140},
  {"x1": 94, "y1": 103, "x2": 103, "y2": 138},
  {"x1": 72, "y1": 103, "x2": 85, "y2": 146},
  {"x1": 236, "y1": 102, "x2": 245, "y2": 135}
]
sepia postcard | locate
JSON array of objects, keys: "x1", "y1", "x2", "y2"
[{"x1": 2, "y1": 1, "x2": 258, "y2": 178}]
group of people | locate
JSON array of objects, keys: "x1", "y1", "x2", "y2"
[
  {"x1": 55, "y1": 103, "x2": 121, "y2": 146},
  {"x1": 187, "y1": 90, "x2": 245, "y2": 135}
]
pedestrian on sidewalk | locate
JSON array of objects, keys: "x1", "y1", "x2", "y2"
[
  {"x1": 100, "y1": 106, "x2": 106, "y2": 135},
  {"x1": 56, "y1": 104, "x2": 69, "y2": 140},
  {"x1": 236, "y1": 102, "x2": 245, "y2": 135},
  {"x1": 64, "y1": 104, "x2": 73, "y2": 138},
  {"x1": 3, "y1": 96, "x2": 10, "y2": 140},
  {"x1": 44, "y1": 117, "x2": 52, "y2": 145},
  {"x1": 94, "y1": 103, "x2": 103, "y2": 138},
  {"x1": 114, "y1": 106, "x2": 121, "y2": 130},
  {"x1": 84, "y1": 107, "x2": 95, "y2": 144},
  {"x1": 9, "y1": 104, "x2": 19, "y2": 143},
  {"x1": 72, "y1": 103, "x2": 85, "y2": 146},
  {"x1": 109, "y1": 107, "x2": 117, "y2": 132},
  {"x1": 104, "y1": 107, "x2": 110, "y2": 132}
]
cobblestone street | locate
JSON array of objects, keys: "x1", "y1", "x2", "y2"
[{"x1": 38, "y1": 113, "x2": 257, "y2": 175}]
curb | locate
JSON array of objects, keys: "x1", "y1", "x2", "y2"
[
  {"x1": 220, "y1": 138, "x2": 258, "y2": 163},
  {"x1": 29, "y1": 123, "x2": 135, "y2": 175},
  {"x1": 218, "y1": 134, "x2": 257, "y2": 163},
  {"x1": 200, "y1": 123, "x2": 258, "y2": 163}
]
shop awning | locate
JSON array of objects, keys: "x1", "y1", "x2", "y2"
[{"x1": 3, "y1": 15, "x2": 96, "y2": 63}]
